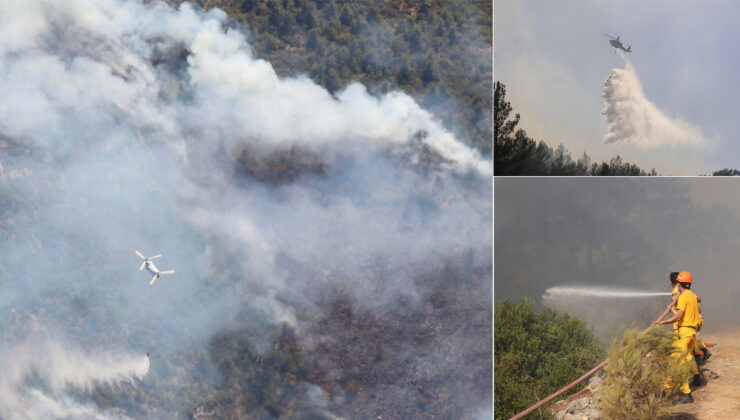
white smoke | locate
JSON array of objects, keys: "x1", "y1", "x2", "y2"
[
  {"x1": 602, "y1": 53, "x2": 709, "y2": 149},
  {"x1": 182, "y1": 13, "x2": 490, "y2": 175},
  {"x1": 0, "y1": 0, "x2": 490, "y2": 174},
  {"x1": 0, "y1": 336, "x2": 149, "y2": 420}
]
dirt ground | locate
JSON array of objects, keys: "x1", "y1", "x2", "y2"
[{"x1": 672, "y1": 328, "x2": 740, "y2": 420}]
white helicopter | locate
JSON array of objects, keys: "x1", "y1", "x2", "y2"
[{"x1": 136, "y1": 250, "x2": 174, "y2": 284}]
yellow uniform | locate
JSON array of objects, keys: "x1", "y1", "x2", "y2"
[
  {"x1": 666, "y1": 289, "x2": 700, "y2": 394},
  {"x1": 676, "y1": 289, "x2": 701, "y2": 328}
]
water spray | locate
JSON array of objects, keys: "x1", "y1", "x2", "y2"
[{"x1": 543, "y1": 285, "x2": 670, "y2": 300}]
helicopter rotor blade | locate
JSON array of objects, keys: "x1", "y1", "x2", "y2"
[
  {"x1": 160, "y1": 270, "x2": 174, "y2": 275},
  {"x1": 150, "y1": 275, "x2": 159, "y2": 285},
  {"x1": 139, "y1": 262, "x2": 146, "y2": 271},
  {"x1": 601, "y1": 33, "x2": 616, "y2": 39},
  {"x1": 149, "y1": 254, "x2": 162, "y2": 260},
  {"x1": 135, "y1": 250, "x2": 145, "y2": 259}
]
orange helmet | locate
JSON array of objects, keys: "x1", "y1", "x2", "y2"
[{"x1": 677, "y1": 271, "x2": 693, "y2": 284}]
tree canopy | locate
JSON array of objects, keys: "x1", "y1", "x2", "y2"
[{"x1": 712, "y1": 168, "x2": 740, "y2": 176}]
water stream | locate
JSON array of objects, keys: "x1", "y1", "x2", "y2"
[{"x1": 544, "y1": 285, "x2": 671, "y2": 299}]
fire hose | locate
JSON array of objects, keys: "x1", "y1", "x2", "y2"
[
  {"x1": 508, "y1": 360, "x2": 607, "y2": 420},
  {"x1": 508, "y1": 312, "x2": 716, "y2": 420}
]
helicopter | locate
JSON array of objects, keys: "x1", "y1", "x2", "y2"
[
  {"x1": 602, "y1": 33, "x2": 631, "y2": 53},
  {"x1": 136, "y1": 250, "x2": 174, "y2": 284}
]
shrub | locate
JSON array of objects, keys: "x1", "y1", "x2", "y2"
[
  {"x1": 494, "y1": 298, "x2": 603, "y2": 419},
  {"x1": 599, "y1": 328, "x2": 691, "y2": 420}
]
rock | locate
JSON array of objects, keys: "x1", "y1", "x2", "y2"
[
  {"x1": 554, "y1": 393, "x2": 601, "y2": 420},
  {"x1": 550, "y1": 373, "x2": 604, "y2": 420},
  {"x1": 580, "y1": 408, "x2": 601, "y2": 420},
  {"x1": 567, "y1": 397, "x2": 591, "y2": 413}
]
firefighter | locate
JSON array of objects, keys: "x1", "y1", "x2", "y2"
[
  {"x1": 652, "y1": 271, "x2": 700, "y2": 404},
  {"x1": 662, "y1": 271, "x2": 710, "y2": 366},
  {"x1": 669, "y1": 272, "x2": 711, "y2": 366},
  {"x1": 666, "y1": 271, "x2": 705, "y2": 378}
]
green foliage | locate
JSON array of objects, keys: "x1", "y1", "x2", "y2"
[
  {"x1": 190, "y1": 0, "x2": 492, "y2": 156},
  {"x1": 599, "y1": 328, "x2": 691, "y2": 420},
  {"x1": 494, "y1": 81, "x2": 658, "y2": 176},
  {"x1": 494, "y1": 298, "x2": 603, "y2": 419}
]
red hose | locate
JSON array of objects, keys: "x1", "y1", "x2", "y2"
[{"x1": 508, "y1": 360, "x2": 607, "y2": 420}]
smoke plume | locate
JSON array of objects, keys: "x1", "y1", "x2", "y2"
[
  {"x1": 602, "y1": 53, "x2": 709, "y2": 149},
  {"x1": 0, "y1": 336, "x2": 148, "y2": 420},
  {"x1": 0, "y1": 0, "x2": 491, "y2": 418}
]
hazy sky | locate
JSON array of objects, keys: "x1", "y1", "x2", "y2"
[{"x1": 495, "y1": 0, "x2": 740, "y2": 175}]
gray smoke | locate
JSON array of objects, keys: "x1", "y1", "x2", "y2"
[
  {"x1": 0, "y1": 0, "x2": 491, "y2": 418},
  {"x1": 602, "y1": 52, "x2": 709, "y2": 149}
]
